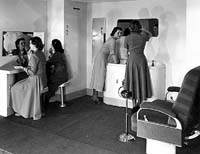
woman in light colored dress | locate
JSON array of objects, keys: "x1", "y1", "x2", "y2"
[
  {"x1": 124, "y1": 20, "x2": 152, "y2": 107},
  {"x1": 90, "y1": 27, "x2": 122, "y2": 104},
  {"x1": 11, "y1": 36, "x2": 47, "y2": 120},
  {"x1": 117, "y1": 28, "x2": 130, "y2": 64}
]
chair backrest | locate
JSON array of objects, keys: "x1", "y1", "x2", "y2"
[{"x1": 173, "y1": 66, "x2": 200, "y2": 134}]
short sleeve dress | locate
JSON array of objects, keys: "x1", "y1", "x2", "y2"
[
  {"x1": 124, "y1": 32, "x2": 152, "y2": 101},
  {"x1": 90, "y1": 37, "x2": 116, "y2": 92}
]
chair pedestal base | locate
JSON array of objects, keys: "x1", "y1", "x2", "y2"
[
  {"x1": 146, "y1": 139, "x2": 176, "y2": 154},
  {"x1": 59, "y1": 103, "x2": 66, "y2": 108},
  {"x1": 119, "y1": 133, "x2": 135, "y2": 142}
]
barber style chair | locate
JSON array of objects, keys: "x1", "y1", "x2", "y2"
[{"x1": 137, "y1": 66, "x2": 200, "y2": 154}]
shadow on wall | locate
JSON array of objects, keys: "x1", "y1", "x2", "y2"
[
  {"x1": 138, "y1": 7, "x2": 157, "y2": 60},
  {"x1": 138, "y1": 6, "x2": 180, "y2": 64},
  {"x1": 107, "y1": 8, "x2": 123, "y2": 32},
  {"x1": 138, "y1": 6, "x2": 180, "y2": 86},
  {"x1": 33, "y1": 16, "x2": 47, "y2": 30},
  {"x1": 64, "y1": 51, "x2": 73, "y2": 81}
]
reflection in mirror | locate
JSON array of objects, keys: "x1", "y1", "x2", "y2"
[
  {"x1": 117, "y1": 18, "x2": 158, "y2": 37},
  {"x1": 2, "y1": 31, "x2": 44, "y2": 56}
]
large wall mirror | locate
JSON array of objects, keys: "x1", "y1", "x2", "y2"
[
  {"x1": 117, "y1": 18, "x2": 158, "y2": 37},
  {"x1": 2, "y1": 31, "x2": 44, "y2": 56}
]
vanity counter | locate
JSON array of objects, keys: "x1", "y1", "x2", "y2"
[
  {"x1": 0, "y1": 64, "x2": 22, "y2": 74},
  {"x1": 104, "y1": 62, "x2": 166, "y2": 108},
  {"x1": 0, "y1": 56, "x2": 22, "y2": 74},
  {"x1": 0, "y1": 56, "x2": 23, "y2": 117}
]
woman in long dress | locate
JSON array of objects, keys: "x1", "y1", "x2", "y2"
[
  {"x1": 11, "y1": 36, "x2": 47, "y2": 120},
  {"x1": 124, "y1": 20, "x2": 152, "y2": 108},
  {"x1": 90, "y1": 27, "x2": 122, "y2": 104},
  {"x1": 46, "y1": 39, "x2": 68, "y2": 103}
]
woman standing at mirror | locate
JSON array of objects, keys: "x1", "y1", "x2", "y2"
[
  {"x1": 90, "y1": 26, "x2": 122, "y2": 104},
  {"x1": 124, "y1": 20, "x2": 152, "y2": 109}
]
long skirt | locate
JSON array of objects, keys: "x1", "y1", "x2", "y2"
[
  {"x1": 90, "y1": 52, "x2": 107, "y2": 92},
  {"x1": 124, "y1": 53, "x2": 152, "y2": 101},
  {"x1": 11, "y1": 75, "x2": 44, "y2": 120}
]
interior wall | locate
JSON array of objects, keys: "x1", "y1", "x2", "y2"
[
  {"x1": 0, "y1": 0, "x2": 47, "y2": 56},
  {"x1": 186, "y1": 0, "x2": 200, "y2": 69},
  {"x1": 64, "y1": 1, "x2": 87, "y2": 94},
  {"x1": 86, "y1": 0, "x2": 186, "y2": 90},
  {"x1": 47, "y1": 0, "x2": 64, "y2": 54}
]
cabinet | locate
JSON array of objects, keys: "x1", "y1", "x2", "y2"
[
  {"x1": 0, "y1": 73, "x2": 15, "y2": 117},
  {"x1": 0, "y1": 56, "x2": 22, "y2": 117},
  {"x1": 103, "y1": 63, "x2": 133, "y2": 108},
  {"x1": 103, "y1": 62, "x2": 166, "y2": 108}
]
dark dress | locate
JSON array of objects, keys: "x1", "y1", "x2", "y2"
[
  {"x1": 46, "y1": 52, "x2": 68, "y2": 100},
  {"x1": 12, "y1": 49, "x2": 28, "y2": 81},
  {"x1": 124, "y1": 32, "x2": 152, "y2": 101}
]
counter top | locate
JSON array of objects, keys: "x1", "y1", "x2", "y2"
[
  {"x1": 0, "y1": 62, "x2": 23, "y2": 74},
  {"x1": 0, "y1": 65, "x2": 22, "y2": 74},
  {"x1": 0, "y1": 56, "x2": 23, "y2": 74},
  {"x1": 107, "y1": 63, "x2": 126, "y2": 67}
]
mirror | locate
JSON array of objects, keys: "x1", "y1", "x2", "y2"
[
  {"x1": 2, "y1": 31, "x2": 44, "y2": 56},
  {"x1": 117, "y1": 18, "x2": 158, "y2": 37}
]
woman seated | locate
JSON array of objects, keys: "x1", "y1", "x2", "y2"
[
  {"x1": 46, "y1": 39, "x2": 68, "y2": 103},
  {"x1": 11, "y1": 36, "x2": 47, "y2": 120}
]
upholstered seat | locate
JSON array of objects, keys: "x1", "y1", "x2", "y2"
[{"x1": 137, "y1": 66, "x2": 200, "y2": 154}]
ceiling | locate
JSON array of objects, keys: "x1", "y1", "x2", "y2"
[{"x1": 71, "y1": 0, "x2": 136, "y2": 3}]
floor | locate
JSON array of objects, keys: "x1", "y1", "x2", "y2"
[{"x1": 0, "y1": 96, "x2": 199, "y2": 154}]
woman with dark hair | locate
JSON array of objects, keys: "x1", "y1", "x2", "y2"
[
  {"x1": 124, "y1": 20, "x2": 152, "y2": 108},
  {"x1": 90, "y1": 26, "x2": 122, "y2": 104},
  {"x1": 11, "y1": 36, "x2": 47, "y2": 120},
  {"x1": 12, "y1": 37, "x2": 28, "y2": 67},
  {"x1": 12, "y1": 37, "x2": 29, "y2": 81},
  {"x1": 46, "y1": 39, "x2": 68, "y2": 103}
]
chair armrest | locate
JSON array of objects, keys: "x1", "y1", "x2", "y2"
[
  {"x1": 140, "y1": 100, "x2": 175, "y2": 118},
  {"x1": 139, "y1": 100, "x2": 182, "y2": 129}
]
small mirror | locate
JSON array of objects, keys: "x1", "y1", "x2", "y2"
[{"x1": 117, "y1": 18, "x2": 158, "y2": 37}]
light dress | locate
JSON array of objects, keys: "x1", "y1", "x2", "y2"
[
  {"x1": 11, "y1": 50, "x2": 47, "y2": 120},
  {"x1": 90, "y1": 37, "x2": 116, "y2": 92}
]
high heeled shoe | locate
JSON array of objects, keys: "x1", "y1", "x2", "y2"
[
  {"x1": 92, "y1": 97, "x2": 101, "y2": 104},
  {"x1": 14, "y1": 113, "x2": 20, "y2": 116}
]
